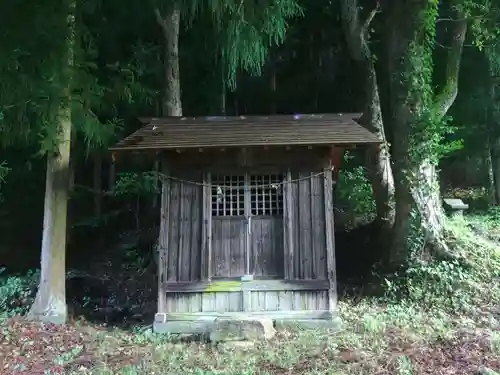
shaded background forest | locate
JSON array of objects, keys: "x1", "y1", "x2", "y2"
[{"x1": 0, "y1": 0, "x2": 498, "y2": 317}]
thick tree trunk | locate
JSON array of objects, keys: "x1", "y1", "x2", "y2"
[
  {"x1": 340, "y1": 0, "x2": 396, "y2": 232},
  {"x1": 386, "y1": 0, "x2": 467, "y2": 264},
  {"x1": 27, "y1": 2, "x2": 75, "y2": 323},
  {"x1": 487, "y1": 56, "x2": 500, "y2": 204},
  {"x1": 155, "y1": 4, "x2": 182, "y2": 117}
]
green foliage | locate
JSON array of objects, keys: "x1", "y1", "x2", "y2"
[
  {"x1": 405, "y1": 3, "x2": 463, "y2": 166},
  {"x1": 384, "y1": 260, "x2": 475, "y2": 311},
  {"x1": 461, "y1": 0, "x2": 500, "y2": 50},
  {"x1": 0, "y1": 0, "x2": 153, "y2": 155},
  {"x1": 0, "y1": 268, "x2": 39, "y2": 317},
  {"x1": 0, "y1": 161, "x2": 9, "y2": 203},
  {"x1": 336, "y1": 152, "x2": 375, "y2": 222},
  {"x1": 213, "y1": 0, "x2": 303, "y2": 89},
  {"x1": 0, "y1": 161, "x2": 8, "y2": 207},
  {"x1": 111, "y1": 172, "x2": 159, "y2": 198},
  {"x1": 383, "y1": 212, "x2": 500, "y2": 313},
  {"x1": 446, "y1": 186, "x2": 490, "y2": 210},
  {"x1": 175, "y1": 0, "x2": 303, "y2": 90}
]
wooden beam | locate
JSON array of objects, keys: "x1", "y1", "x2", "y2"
[
  {"x1": 323, "y1": 168, "x2": 337, "y2": 313},
  {"x1": 163, "y1": 310, "x2": 333, "y2": 321},
  {"x1": 152, "y1": 156, "x2": 160, "y2": 208},
  {"x1": 163, "y1": 279, "x2": 329, "y2": 293},
  {"x1": 201, "y1": 172, "x2": 213, "y2": 281},
  {"x1": 283, "y1": 169, "x2": 294, "y2": 279},
  {"x1": 243, "y1": 172, "x2": 252, "y2": 312},
  {"x1": 157, "y1": 161, "x2": 170, "y2": 313}
]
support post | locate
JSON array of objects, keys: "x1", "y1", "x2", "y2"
[
  {"x1": 323, "y1": 168, "x2": 337, "y2": 314},
  {"x1": 242, "y1": 173, "x2": 252, "y2": 311},
  {"x1": 283, "y1": 169, "x2": 294, "y2": 279},
  {"x1": 201, "y1": 172, "x2": 213, "y2": 281},
  {"x1": 157, "y1": 161, "x2": 170, "y2": 313}
]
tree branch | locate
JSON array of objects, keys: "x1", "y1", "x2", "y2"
[
  {"x1": 363, "y1": 2, "x2": 380, "y2": 31},
  {"x1": 433, "y1": 11, "x2": 467, "y2": 120},
  {"x1": 154, "y1": 7, "x2": 167, "y2": 31},
  {"x1": 340, "y1": 0, "x2": 379, "y2": 61},
  {"x1": 340, "y1": 0, "x2": 364, "y2": 60}
]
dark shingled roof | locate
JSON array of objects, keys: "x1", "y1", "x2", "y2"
[{"x1": 109, "y1": 113, "x2": 381, "y2": 151}]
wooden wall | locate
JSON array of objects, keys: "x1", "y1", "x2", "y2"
[
  {"x1": 163, "y1": 290, "x2": 329, "y2": 313},
  {"x1": 287, "y1": 172, "x2": 328, "y2": 280},
  {"x1": 159, "y1": 172, "x2": 203, "y2": 283},
  {"x1": 157, "y1": 160, "x2": 336, "y2": 316}
]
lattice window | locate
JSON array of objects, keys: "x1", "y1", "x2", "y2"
[
  {"x1": 211, "y1": 173, "x2": 284, "y2": 217},
  {"x1": 211, "y1": 175, "x2": 245, "y2": 216},
  {"x1": 250, "y1": 174, "x2": 283, "y2": 216}
]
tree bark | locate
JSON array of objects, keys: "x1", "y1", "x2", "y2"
[
  {"x1": 27, "y1": 0, "x2": 75, "y2": 324},
  {"x1": 339, "y1": 0, "x2": 396, "y2": 232},
  {"x1": 386, "y1": 0, "x2": 467, "y2": 264},
  {"x1": 490, "y1": 140, "x2": 500, "y2": 205},
  {"x1": 93, "y1": 152, "x2": 102, "y2": 217},
  {"x1": 155, "y1": 4, "x2": 182, "y2": 117},
  {"x1": 487, "y1": 54, "x2": 500, "y2": 205}
]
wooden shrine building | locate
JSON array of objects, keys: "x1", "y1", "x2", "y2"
[{"x1": 110, "y1": 114, "x2": 380, "y2": 333}]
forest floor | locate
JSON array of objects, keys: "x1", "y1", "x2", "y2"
[{"x1": 1, "y1": 212, "x2": 500, "y2": 375}]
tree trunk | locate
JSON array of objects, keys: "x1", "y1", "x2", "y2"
[
  {"x1": 490, "y1": 141, "x2": 500, "y2": 205},
  {"x1": 93, "y1": 152, "x2": 102, "y2": 217},
  {"x1": 220, "y1": 63, "x2": 227, "y2": 115},
  {"x1": 27, "y1": 1, "x2": 75, "y2": 323},
  {"x1": 155, "y1": 4, "x2": 182, "y2": 117},
  {"x1": 487, "y1": 54, "x2": 500, "y2": 205},
  {"x1": 270, "y1": 63, "x2": 277, "y2": 114},
  {"x1": 339, "y1": 0, "x2": 396, "y2": 233},
  {"x1": 386, "y1": 0, "x2": 467, "y2": 264},
  {"x1": 108, "y1": 153, "x2": 115, "y2": 190}
]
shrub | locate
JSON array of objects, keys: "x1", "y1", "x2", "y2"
[
  {"x1": 0, "y1": 268, "x2": 39, "y2": 317},
  {"x1": 336, "y1": 152, "x2": 375, "y2": 225}
]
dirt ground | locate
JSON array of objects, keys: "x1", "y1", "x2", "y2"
[{"x1": 1, "y1": 304, "x2": 499, "y2": 375}]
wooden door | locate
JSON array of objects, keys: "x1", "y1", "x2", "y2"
[
  {"x1": 209, "y1": 173, "x2": 285, "y2": 279},
  {"x1": 249, "y1": 174, "x2": 284, "y2": 277},
  {"x1": 210, "y1": 174, "x2": 247, "y2": 277}
]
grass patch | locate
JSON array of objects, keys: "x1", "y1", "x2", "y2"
[{"x1": 1, "y1": 211, "x2": 499, "y2": 375}]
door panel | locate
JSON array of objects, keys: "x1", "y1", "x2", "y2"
[
  {"x1": 250, "y1": 217, "x2": 284, "y2": 277},
  {"x1": 211, "y1": 218, "x2": 246, "y2": 277}
]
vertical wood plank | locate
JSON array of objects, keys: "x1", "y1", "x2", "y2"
[
  {"x1": 201, "y1": 172, "x2": 212, "y2": 281},
  {"x1": 310, "y1": 172, "x2": 316, "y2": 278},
  {"x1": 201, "y1": 173, "x2": 208, "y2": 280},
  {"x1": 207, "y1": 173, "x2": 213, "y2": 281},
  {"x1": 177, "y1": 180, "x2": 185, "y2": 281},
  {"x1": 190, "y1": 178, "x2": 201, "y2": 281},
  {"x1": 243, "y1": 173, "x2": 252, "y2": 311},
  {"x1": 311, "y1": 175, "x2": 327, "y2": 279},
  {"x1": 167, "y1": 179, "x2": 179, "y2": 281},
  {"x1": 323, "y1": 168, "x2": 337, "y2": 313},
  {"x1": 298, "y1": 172, "x2": 312, "y2": 279},
  {"x1": 283, "y1": 169, "x2": 293, "y2": 279},
  {"x1": 157, "y1": 162, "x2": 170, "y2": 313}
]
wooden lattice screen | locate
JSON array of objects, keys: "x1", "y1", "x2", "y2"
[{"x1": 211, "y1": 174, "x2": 283, "y2": 217}]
